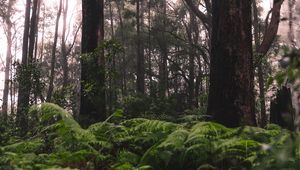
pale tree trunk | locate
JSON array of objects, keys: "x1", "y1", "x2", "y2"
[
  {"x1": 2, "y1": 0, "x2": 14, "y2": 121},
  {"x1": 47, "y1": 0, "x2": 63, "y2": 102},
  {"x1": 39, "y1": 3, "x2": 46, "y2": 62},
  {"x1": 253, "y1": 0, "x2": 267, "y2": 127},
  {"x1": 61, "y1": 0, "x2": 68, "y2": 91}
]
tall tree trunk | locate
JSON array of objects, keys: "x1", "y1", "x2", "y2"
[
  {"x1": 116, "y1": 0, "x2": 127, "y2": 96},
  {"x1": 28, "y1": 0, "x2": 39, "y2": 62},
  {"x1": 28, "y1": 0, "x2": 40, "y2": 104},
  {"x1": 253, "y1": 0, "x2": 284, "y2": 126},
  {"x1": 2, "y1": 0, "x2": 14, "y2": 121},
  {"x1": 253, "y1": 0, "x2": 267, "y2": 127},
  {"x1": 16, "y1": 0, "x2": 31, "y2": 133},
  {"x1": 109, "y1": 0, "x2": 114, "y2": 38},
  {"x1": 148, "y1": 0, "x2": 154, "y2": 97},
  {"x1": 108, "y1": 0, "x2": 115, "y2": 113},
  {"x1": 207, "y1": 0, "x2": 256, "y2": 127},
  {"x1": 61, "y1": 0, "x2": 69, "y2": 91},
  {"x1": 187, "y1": 11, "x2": 198, "y2": 108},
  {"x1": 47, "y1": 0, "x2": 63, "y2": 101},
  {"x1": 159, "y1": 0, "x2": 168, "y2": 98},
  {"x1": 136, "y1": 0, "x2": 145, "y2": 94},
  {"x1": 81, "y1": 0, "x2": 106, "y2": 126},
  {"x1": 39, "y1": 2, "x2": 46, "y2": 62}
]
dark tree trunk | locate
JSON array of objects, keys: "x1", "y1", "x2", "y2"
[
  {"x1": 136, "y1": 0, "x2": 145, "y2": 94},
  {"x1": 29, "y1": 0, "x2": 41, "y2": 104},
  {"x1": 61, "y1": 0, "x2": 69, "y2": 91},
  {"x1": 116, "y1": 0, "x2": 127, "y2": 96},
  {"x1": 47, "y1": 0, "x2": 63, "y2": 101},
  {"x1": 16, "y1": 0, "x2": 31, "y2": 133},
  {"x1": 207, "y1": 0, "x2": 256, "y2": 127},
  {"x1": 270, "y1": 86, "x2": 295, "y2": 131},
  {"x1": 28, "y1": 0, "x2": 39, "y2": 62},
  {"x1": 158, "y1": 0, "x2": 168, "y2": 98},
  {"x1": 80, "y1": 0, "x2": 106, "y2": 126},
  {"x1": 187, "y1": 11, "x2": 199, "y2": 108}
]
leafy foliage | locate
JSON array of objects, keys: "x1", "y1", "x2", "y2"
[{"x1": 1, "y1": 103, "x2": 300, "y2": 169}]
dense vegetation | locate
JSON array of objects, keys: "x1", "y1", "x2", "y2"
[
  {"x1": 0, "y1": 0, "x2": 299, "y2": 169},
  {"x1": 1, "y1": 103, "x2": 300, "y2": 170}
]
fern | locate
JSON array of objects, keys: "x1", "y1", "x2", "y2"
[{"x1": 3, "y1": 103, "x2": 300, "y2": 170}]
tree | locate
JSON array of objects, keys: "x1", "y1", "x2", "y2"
[
  {"x1": 80, "y1": 0, "x2": 106, "y2": 125},
  {"x1": 47, "y1": 0, "x2": 63, "y2": 101},
  {"x1": 16, "y1": 0, "x2": 31, "y2": 133},
  {"x1": 158, "y1": 0, "x2": 168, "y2": 98},
  {"x1": 136, "y1": 0, "x2": 145, "y2": 94},
  {"x1": 1, "y1": 0, "x2": 15, "y2": 121},
  {"x1": 207, "y1": 0, "x2": 256, "y2": 127},
  {"x1": 253, "y1": 0, "x2": 284, "y2": 127},
  {"x1": 61, "y1": 0, "x2": 69, "y2": 91}
]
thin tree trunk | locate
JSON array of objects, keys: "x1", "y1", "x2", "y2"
[
  {"x1": 39, "y1": 2, "x2": 46, "y2": 62},
  {"x1": 47, "y1": 0, "x2": 63, "y2": 101},
  {"x1": 108, "y1": 0, "x2": 115, "y2": 113},
  {"x1": 109, "y1": 1, "x2": 114, "y2": 38},
  {"x1": 61, "y1": 0, "x2": 69, "y2": 91},
  {"x1": 159, "y1": 0, "x2": 168, "y2": 98},
  {"x1": 28, "y1": 0, "x2": 39, "y2": 62},
  {"x1": 148, "y1": 0, "x2": 154, "y2": 97},
  {"x1": 29, "y1": 0, "x2": 41, "y2": 104},
  {"x1": 136, "y1": 0, "x2": 145, "y2": 94},
  {"x1": 253, "y1": 0, "x2": 267, "y2": 127},
  {"x1": 116, "y1": 0, "x2": 127, "y2": 96},
  {"x1": 2, "y1": 0, "x2": 14, "y2": 121}
]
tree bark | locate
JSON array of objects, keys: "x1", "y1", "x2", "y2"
[
  {"x1": 61, "y1": 0, "x2": 69, "y2": 91},
  {"x1": 16, "y1": 0, "x2": 31, "y2": 133},
  {"x1": 257, "y1": 0, "x2": 284, "y2": 56},
  {"x1": 207, "y1": 0, "x2": 256, "y2": 127},
  {"x1": 1, "y1": 0, "x2": 14, "y2": 121},
  {"x1": 253, "y1": 0, "x2": 267, "y2": 127},
  {"x1": 136, "y1": 0, "x2": 145, "y2": 94},
  {"x1": 47, "y1": 0, "x2": 63, "y2": 101},
  {"x1": 80, "y1": 0, "x2": 106, "y2": 126},
  {"x1": 158, "y1": 0, "x2": 168, "y2": 98},
  {"x1": 116, "y1": 0, "x2": 127, "y2": 96}
]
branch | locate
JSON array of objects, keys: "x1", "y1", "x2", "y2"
[
  {"x1": 257, "y1": 0, "x2": 284, "y2": 56},
  {"x1": 183, "y1": 0, "x2": 211, "y2": 29},
  {"x1": 65, "y1": 23, "x2": 82, "y2": 56}
]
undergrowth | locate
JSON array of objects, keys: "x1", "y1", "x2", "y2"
[{"x1": 0, "y1": 103, "x2": 299, "y2": 169}]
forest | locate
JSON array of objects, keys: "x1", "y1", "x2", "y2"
[{"x1": 0, "y1": 0, "x2": 299, "y2": 169}]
